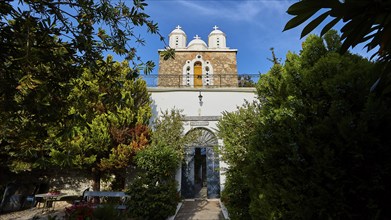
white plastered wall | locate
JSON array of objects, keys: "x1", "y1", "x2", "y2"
[{"x1": 148, "y1": 87, "x2": 257, "y2": 196}]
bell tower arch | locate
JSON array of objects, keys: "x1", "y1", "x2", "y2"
[{"x1": 182, "y1": 54, "x2": 214, "y2": 87}]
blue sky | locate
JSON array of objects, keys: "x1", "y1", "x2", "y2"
[
  {"x1": 10, "y1": 0, "x2": 375, "y2": 75},
  {"x1": 129, "y1": 0, "x2": 374, "y2": 75}
]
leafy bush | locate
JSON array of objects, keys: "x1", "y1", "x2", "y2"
[
  {"x1": 218, "y1": 32, "x2": 391, "y2": 219},
  {"x1": 247, "y1": 33, "x2": 390, "y2": 219},
  {"x1": 126, "y1": 144, "x2": 180, "y2": 219},
  {"x1": 65, "y1": 203, "x2": 127, "y2": 220},
  {"x1": 221, "y1": 168, "x2": 251, "y2": 220},
  {"x1": 65, "y1": 203, "x2": 93, "y2": 220},
  {"x1": 93, "y1": 204, "x2": 126, "y2": 220},
  {"x1": 126, "y1": 177, "x2": 179, "y2": 220},
  {"x1": 217, "y1": 101, "x2": 258, "y2": 220},
  {"x1": 125, "y1": 109, "x2": 189, "y2": 219}
]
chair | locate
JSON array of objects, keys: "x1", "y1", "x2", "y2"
[
  {"x1": 22, "y1": 184, "x2": 40, "y2": 209},
  {"x1": 73, "y1": 188, "x2": 89, "y2": 205},
  {"x1": 34, "y1": 183, "x2": 49, "y2": 208}
]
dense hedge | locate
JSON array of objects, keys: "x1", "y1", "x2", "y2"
[{"x1": 218, "y1": 32, "x2": 391, "y2": 219}]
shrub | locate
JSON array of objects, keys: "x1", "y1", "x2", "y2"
[
  {"x1": 126, "y1": 177, "x2": 179, "y2": 220},
  {"x1": 125, "y1": 109, "x2": 191, "y2": 219},
  {"x1": 65, "y1": 203, "x2": 93, "y2": 220},
  {"x1": 221, "y1": 168, "x2": 251, "y2": 220},
  {"x1": 93, "y1": 204, "x2": 126, "y2": 220},
  {"x1": 126, "y1": 144, "x2": 180, "y2": 219}
]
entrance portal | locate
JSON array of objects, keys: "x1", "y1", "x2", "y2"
[
  {"x1": 181, "y1": 128, "x2": 220, "y2": 199},
  {"x1": 194, "y1": 148, "x2": 207, "y2": 199}
]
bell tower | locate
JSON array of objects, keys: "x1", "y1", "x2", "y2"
[
  {"x1": 159, "y1": 25, "x2": 238, "y2": 87},
  {"x1": 169, "y1": 25, "x2": 187, "y2": 49},
  {"x1": 208, "y1": 25, "x2": 227, "y2": 49}
]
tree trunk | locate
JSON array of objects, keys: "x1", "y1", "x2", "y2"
[
  {"x1": 92, "y1": 169, "x2": 101, "y2": 191},
  {"x1": 92, "y1": 168, "x2": 101, "y2": 203}
]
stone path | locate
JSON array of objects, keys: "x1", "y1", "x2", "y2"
[{"x1": 174, "y1": 200, "x2": 226, "y2": 220}]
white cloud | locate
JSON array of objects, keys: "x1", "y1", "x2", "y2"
[{"x1": 175, "y1": 0, "x2": 293, "y2": 22}]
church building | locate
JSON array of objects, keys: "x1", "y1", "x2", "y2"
[{"x1": 148, "y1": 25, "x2": 257, "y2": 199}]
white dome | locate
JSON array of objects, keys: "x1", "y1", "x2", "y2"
[
  {"x1": 209, "y1": 29, "x2": 224, "y2": 35},
  {"x1": 187, "y1": 35, "x2": 207, "y2": 50},
  {"x1": 170, "y1": 27, "x2": 186, "y2": 35},
  {"x1": 208, "y1": 25, "x2": 226, "y2": 36},
  {"x1": 208, "y1": 25, "x2": 227, "y2": 48},
  {"x1": 169, "y1": 25, "x2": 187, "y2": 48}
]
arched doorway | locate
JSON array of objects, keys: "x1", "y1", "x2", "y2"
[
  {"x1": 181, "y1": 128, "x2": 220, "y2": 199},
  {"x1": 194, "y1": 61, "x2": 202, "y2": 87}
]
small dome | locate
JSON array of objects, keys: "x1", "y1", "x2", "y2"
[
  {"x1": 209, "y1": 29, "x2": 224, "y2": 35},
  {"x1": 208, "y1": 25, "x2": 225, "y2": 36},
  {"x1": 170, "y1": 27, "x2": 186, "y2": 35},
  {"x1": 169, "y1": 25, "x2": 187, "y2": 48},
  {"x1": 187, "y1": 35, "x2": 207, "y2": 50},
  {"x1": 208, "y1": 25, "x2": 227, "y2": 49}
]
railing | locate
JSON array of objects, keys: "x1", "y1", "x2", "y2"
[{"x1": 138, "y1": 74, "x2": 259, "y2": 88}]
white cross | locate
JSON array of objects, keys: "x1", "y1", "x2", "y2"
[
  {"x1": 176, "y1": 25, "x2": 181, "y2": 29},
  {"x1": 194, "y1": 35, "x2": 200, "y2": 39},
  {"x1": 213, "y1": 25, "x2": 219, "y2": 30}
]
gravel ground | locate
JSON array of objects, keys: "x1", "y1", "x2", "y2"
[{"x1": 0, "y1": 201, "x2": 70, "y2": 220}]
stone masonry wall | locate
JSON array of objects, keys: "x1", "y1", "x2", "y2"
[{"x1": 158, "y1": 51, "x2": 238, "y2": 87}]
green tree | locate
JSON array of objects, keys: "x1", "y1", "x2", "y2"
[
  {"x1": 217, "y1": 102, "x2": 260, "y2": 220},
  {"x1": 246, "y1": 32, "x2": 390, "y2": 219},
  {"x1": 283, "y1": 0, "x2": 391, "y2": 97},
  {"x1": 218, "y1": 31, "x2": 391, "y2": 219},
  {"x1": 0, "y1": 0, "x2": 165, "y2": 174},
  {"x1": 283, "y1": 0, "x2": 390, "y2": 61},
  {"x1": 0, "y1": 19, "x2": 78, "y2": 172},
  {"x1": 238, "y1": 75, "x2": 256, "y2": 87},
  {"x1": 50, "y1": 56, "x2": 152, "y2": 190}
]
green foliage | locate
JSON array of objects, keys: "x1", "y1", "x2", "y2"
[
  {"x1": 160, "y1": 48, "x2": 176, "y2": 61},
  {"x1": 0, "y1": 0, "x2": 165, "y2": 174},
  {"x1": 48, "y1": 56, "x2": 151, "y2": 190},
  {"x1": 0, "y1": 12, "x2": 78, "y2": 172},
  {"x1": 217, "y1": 102, "x2": 259, "y2": 219},
  {"x1": 247, "y1": 32, "x2": 389, "y2": 219},
  {"x1": 136, "y1": 144, "x2": 180, "y2": 180},
  {"x1": 65, "y1": 203, "x2": 94, "y2": 220},
  {"x1": 217, "y1": 102, "x2": 260, "y2": 168},
  {"x1": 93, "y1": 204, "x2": 126, "y2": 220},
  {"x1": 126, "y1": 178, "x2": 179, "y2": 220},
  {"x1": 151, "y1": 109, "x2": 199, "y2": 160},
  {"x1": 300, "y1": 34, "x2": 327, "y2": 67},
  {"x1": 238, "y1": 75, "x2": 256, "y2": 87},
  {"x1": 126, "y1": 109, "x2": 188, "y2": 219},
  {"x1": 219, "y1": 31, "x2": 391, "y2": 219},
  {"x1": 220, "y1": 167, "x2": 251, "y2": 220},
  {"x1": 284, "y1": 0, "x2": 391, "y2": 119},
  {"x1": 65, "y1": 203, "x2": 126, "y2": 220},
  {"x1": 284, "y1": 0, "x2": 391, "y2": 61}
]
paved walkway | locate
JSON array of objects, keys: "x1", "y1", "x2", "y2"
[{"x1": 174, "y1": 200, "x2": 225, "y2": 220}]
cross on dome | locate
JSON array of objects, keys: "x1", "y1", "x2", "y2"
[
  {"x1": 213, "y1": 25, "x2": 219, "y2": 30},
  {"x1": 194, "y1": 35, "x2": 201, "y2": 39},
  {"x1": 176, "y1": 25, "x2": 182, "y2": 29}
]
